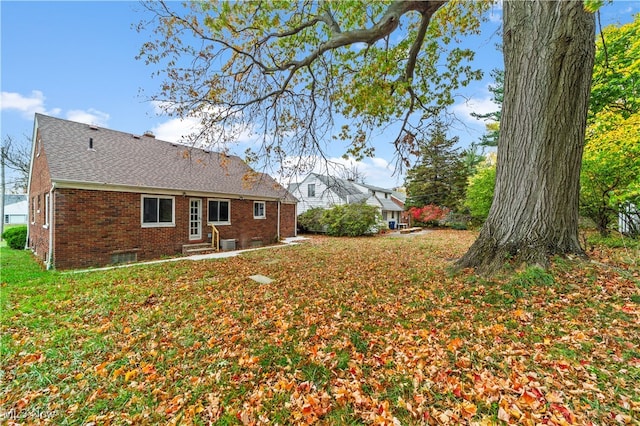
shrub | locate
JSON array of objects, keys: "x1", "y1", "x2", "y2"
[
  {"x1": 320, "y1": 203, "x2": 381, "y2": 237},
  {"x1": 408, "y1": 205, "x2": 449, "y2": 227},
  {"x1": 441, "y1": 211, "x2": 470, "y2": 230},
  {"x1": 2, "y1": 226, "x2": 27, "y2": 250},
  {"x1": 297, "y1": 207, "x2": 326, "y2": 233}
]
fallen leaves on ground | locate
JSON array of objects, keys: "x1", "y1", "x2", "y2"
[{"x1": 1, "y1": 230, "x2": 639, "y2": 424}]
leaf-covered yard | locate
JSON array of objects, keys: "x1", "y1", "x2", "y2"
[{"x1": 1, "y1": 231, "x2": 639, "y2": 425}]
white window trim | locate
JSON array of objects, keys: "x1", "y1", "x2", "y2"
[
  {"x1": 141, "y1": 195, "x2": 175, "y2": 228},
  {"x1": 207, "y1": 198, "x2": 231, "y2": 225},
  {"x1": 43, "y1": 193, "x2": 50, "y2": 228},
  {"x1": 253, "y1": 201, "x2": 266, "y2": 219}
]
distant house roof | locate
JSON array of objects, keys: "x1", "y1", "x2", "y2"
[
  {"x1": 5, "y1": 199, "x2": 28, "y2": 215},
  {"x1": 4, "y1": 194, "x2": 27, "y2": 206},
  {"x1": 391, "y1": 191, "x2": 406, "y2": 203},
  {"x1": 308, "y1": 173, "x2": 367, "y2": 203},
  {"x1": 376, "y1": 196, "x2": 404, "y2": 212},
  {"x1": 34, "y1": 114, "x2": 296, "y2": 202}
]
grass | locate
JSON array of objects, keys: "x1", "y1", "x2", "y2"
[{"x1": 1, "y1": 230, "x2": 639, "y2": 424}]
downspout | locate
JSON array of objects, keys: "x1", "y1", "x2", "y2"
[
  {"x1": 277, "y1": 201, "x2": 281, "y2": 241},
  {"x1": 46, "y1": 183, "x2": 55, "y2": 270}
]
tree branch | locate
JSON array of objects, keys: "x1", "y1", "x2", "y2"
[{"x1": 265, "y1": 1, "x2": 446, "y2": 73}]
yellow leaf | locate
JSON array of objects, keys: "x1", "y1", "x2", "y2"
[{"x1": 125, "y1": 369, "x2": 139, "y2": 382}]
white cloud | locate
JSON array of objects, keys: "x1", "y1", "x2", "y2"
[
  {"x1": 150, "y1": 101, "x2": 262, "y2": 148},
  {"x1": 487, "y1": 0, "x2": 503, "y2": 23},
  {"x1": 1, "y1": 90, "x2": 110, "y2": 128},
  {"x1": 1, "y1": 90, "x2": 50, "y2": 118},
  {"x1": 452, "y1": 95, "x2": 499, "y2": 125},
  {"x1": 66, "y1": 108, "x2": 110, "y2": 127},
  {"x1": 152, "y1": 116, "x2": 200, "y2": 143}
]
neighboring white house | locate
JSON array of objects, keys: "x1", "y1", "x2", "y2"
[
  {"x1": 4, "y1": 194, "x2": 28, "y2": 224},
  {"x1": 289, "y1": 173, "x2": 405, "y2": 228},
  {"x1": 619, "y1": 202, "x2": 639, "y2": 236}
]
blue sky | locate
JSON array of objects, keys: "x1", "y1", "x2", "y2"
[{"x1": 1, "y1": 1, "x2": 638, "y2": 190}]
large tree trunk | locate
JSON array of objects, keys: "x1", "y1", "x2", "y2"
[{"x1": 457, "y1": 1, "x2": 595, "y2": 274}]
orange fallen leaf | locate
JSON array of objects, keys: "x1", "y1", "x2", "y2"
[
  {"x1": 447, "y1": 337, "x2": 464, "y2": 351},
  {"x1": 461, "y1": 401, "x2": 477, "y2": 418}
]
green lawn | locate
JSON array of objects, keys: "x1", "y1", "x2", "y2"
[{"x1": 1, "y1": 231, "x2": 638, "y2": 424}]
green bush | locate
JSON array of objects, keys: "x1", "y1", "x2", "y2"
[
  {"x1": 465, "y1": 164, "x2": 496, "y2": 221},
  {"x1": 2, "y1": 225, "x2": 27, "y2": 250},
  {"x1": 297, "y1": 207, "x2": 326, "y2": 233},
  {"x1": 320, "y1": 203, "x2": 382, "y2": 237}
]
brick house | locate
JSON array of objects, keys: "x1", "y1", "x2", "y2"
[{"x1": 27, "y1": 114, "x2": 297, "y2": 270}]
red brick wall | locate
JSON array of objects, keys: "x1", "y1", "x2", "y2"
[
  {"x1": 28, "y1": 132, "x2": 52, "y2": 267},
  {"x1": 48, "y1": 190, "x2": 296, "y2": 269},
  {"x1": 214, "y1": 199, "x2": 285, "y2": 248},
  {"x1": 280, "y1": 202, "x2": 297, "y2": 238}
]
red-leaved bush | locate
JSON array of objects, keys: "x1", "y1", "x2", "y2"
[{"x1": 408, "y1": 205, "x2": 449, "y2": 225}]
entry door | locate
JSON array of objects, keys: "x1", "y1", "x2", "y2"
[{"x1": 189, "y1": 199, "x2": 202, "y2": 240}]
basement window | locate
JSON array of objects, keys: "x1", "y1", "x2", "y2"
[{"x1": 111, "y1": 252, "x2": 138, "y2": 264}]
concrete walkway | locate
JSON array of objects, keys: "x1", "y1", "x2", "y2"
[{"x1": 68, "y1": 236, "x2": 309, "y2": 274}]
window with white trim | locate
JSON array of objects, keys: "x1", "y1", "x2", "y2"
[
  {"x1": 253, "y1": 201, "x2": 266, "y2": 219},
  {"x1": 208, "y1": 199, "x2": 230, "y2": 224},
  {"x1": 307, "y1": 184, "x2": 316, "y2": 197},
  {"x1": 141, "y1": 195, "x2": 175, "y2": 227}
]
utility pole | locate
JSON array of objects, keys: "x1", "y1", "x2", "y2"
[{"x1": 1, "y1": 141, "x2": 6, "y2": 241}]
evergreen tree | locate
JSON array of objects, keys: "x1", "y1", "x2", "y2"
[
  {"x1": 404, "y1": 120, "x2": 467, "y2": 210},
  {"x1": 472, "y1": 69, "x2": 503, "y2": 148}
]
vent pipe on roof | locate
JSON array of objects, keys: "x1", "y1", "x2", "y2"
[{"x1": 89, "y1": 137, "x2": 94, "y2": 150}]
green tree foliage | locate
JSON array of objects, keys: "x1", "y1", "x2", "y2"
[
  {"x1": 320, "y1": 203, "x2": 382, "y2": 237},
  {"x1": 589, "y1": 14, "x2": 640, "y2": 120},
  {"x1": 460, "y1": 142, "x2": 485, "y2": 177},
  {"x1": 581, "y1": 112, "x2": 640, "y2": 236},
  {"x1": 580, "y1": 15, "x2": 640, "y2": 236},
  {"x1": 464, "y1": 159, "x2": 496, "y2": 221},
  {"x1": 404, "y1": 119, "x2": 467, "y2": 210},
  {"x1": 2, "y1": 226, "x2": 27, "y2": 250}
]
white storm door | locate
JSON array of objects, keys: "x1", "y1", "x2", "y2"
[{"x1": 189, "y1": 198, "x2": 202, "y2": 240}]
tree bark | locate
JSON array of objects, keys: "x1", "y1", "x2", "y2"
[{"x1": 457, "y1": 1, "x2": 595, "y2": 274}]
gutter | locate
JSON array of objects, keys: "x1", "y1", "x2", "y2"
[{"x1": 46, "y1": 182, "x2": 55, "y2": 270}]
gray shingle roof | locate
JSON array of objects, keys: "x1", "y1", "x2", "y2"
[
  {"x1": 4, "y1": 194, "x2": 27, "y2": 205},
  {"x1": 35, "y1": 114, "x2": 296, "y2": 202},
  {"x1": 312, "y1": 173, "x2": 369, "y2": 203},
  {"x1": 376, "y1": 196, "x2": 404, "y2": 212}
]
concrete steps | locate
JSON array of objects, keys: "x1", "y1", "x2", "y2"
[{"x1": 182, "y1": 242, "x2": 218, "y2": 255}]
